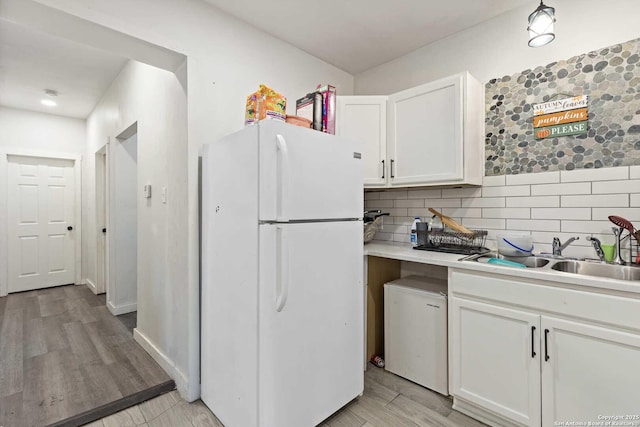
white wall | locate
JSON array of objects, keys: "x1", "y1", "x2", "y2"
[
  {"x1": 16, "y1": 0, "x2": 355, "y2": 401},
  {"x1": 111, "y1": 132, "x2": 138, "y2": 313},
  {"x1": 355, "y1": 0, "x2": 640, "y2": 95},
  {"x1": 0, "y1": 106, "x2": 85, "y2": 154},
  {"x1": 84, "y1": 59, "x2": 189, "y2": 394}
]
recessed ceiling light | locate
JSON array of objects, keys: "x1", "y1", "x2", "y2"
[{"x1": 41, "y1": 99, "x2": 57, "y2": 107}]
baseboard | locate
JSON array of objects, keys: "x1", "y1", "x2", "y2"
[
  {"x1": 85, "y1": 278, "x2": 98, "y2": 294},
  {"x1": 453, "y1": 397, "x2": 523, "y2": 427},
  {"x1": 134, "y1": 328, "x2": 190, "y2": 401},
  {"x1": 107, "y1": 301, "x2": 137, "y2": 315}
]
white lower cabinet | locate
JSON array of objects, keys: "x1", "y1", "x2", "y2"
[
  {"x1": 450, "y1": 298, "x2": 540, "y2": 426},
  {"x1": 449, "y1": 270, "x2": 640, "y2": 427},
  {"x1": 541, "y1": 317, "x2": 640, "y2": 426}
]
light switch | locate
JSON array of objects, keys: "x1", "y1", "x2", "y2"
[
  {"x1": 162, "y1": 187, "x2": 167, "y2": 204},
  {"x1": 143, "y1": 184, "x2": 152, "y2": 198}
]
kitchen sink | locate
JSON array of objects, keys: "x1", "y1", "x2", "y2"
[
  {"x1": 551, "y1": 260, "x2": 640, "y2": 281},
  {"x1": 468, "y1": 253, "x2": 551, "y2": 268},
  {"x1": 462, "y1": 252, "x2": 640, "y2": 281}
]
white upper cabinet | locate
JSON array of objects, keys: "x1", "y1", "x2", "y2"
[
  {"x1": 387, "y1": 72, "x2": 483, "y2": 187},
  {"x1": 336, "y1": 96, "x2": 387, "y2": 187},
  {"x1": 337, "y1": 72, "x2": 483, "y2": 188}
]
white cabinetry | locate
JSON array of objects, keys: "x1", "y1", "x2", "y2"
[
  {"x1": 337, "y1": 72, "x2": 483, "y2": 188},
  {"x1": 541, "y1": 317, "x2": 640, "y2": 426},
  {"x1": 450, "y1": 298, "x2": 540, "y2": 426},
  {"x1": 449, "y1": 270, "x2": 640, "y2": 427},
  {"x1": 336, "y1": 96, "x2": 387, "y2": 186}
]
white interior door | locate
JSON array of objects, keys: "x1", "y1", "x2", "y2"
[
  {"x1": 258, "y1": 221, "x2": 363, "y2": 427},
  {"x1": 7, "y1": 155, "x2": 76, "y2": 292}
]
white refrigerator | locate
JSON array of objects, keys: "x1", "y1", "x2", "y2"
[{"x1": 201, "y1": 120, "x2": 364, "y2": 427}]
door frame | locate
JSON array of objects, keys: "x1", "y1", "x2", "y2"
[
  {"x1": 0, "y1": 148, "x2": 82, "y2": 297},
  {"x1": 93, "y1": 142, "x2": 109, "y2": 295}
]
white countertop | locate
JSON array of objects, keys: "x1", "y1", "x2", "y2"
[{"x1": 364, "y1": 241, "x2": 640, "y2": 295}]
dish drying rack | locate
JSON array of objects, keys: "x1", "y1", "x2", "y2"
[{"x1": 415, "y1": 228, "x2": 489, "y2": 255}]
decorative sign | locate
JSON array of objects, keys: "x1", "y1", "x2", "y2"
[{"x1": 533, "y1": 95, "x2": 589, "y2": 139}]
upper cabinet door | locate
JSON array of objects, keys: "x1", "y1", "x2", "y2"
[
  {"x1": 388, "y1": 74, "x2": 463, "y2": 186},
  {"x1": 336, "y1": 96, "x2": 388, "y2": 187},
  {"x1": 387, "y1": 72, "x2": 483, "y2": 187}
]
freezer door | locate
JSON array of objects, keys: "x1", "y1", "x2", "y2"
[
  {"x1": 259, "y1": 120, "x2": 363, "y2": 222},
  {"x1": 258, "y1": 221, "x2": 364, "y2": 427}
]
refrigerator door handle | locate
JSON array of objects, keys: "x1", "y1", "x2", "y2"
[
  {"x1": 276, "y1": 134, "x2": 290, "y2": 222},
  {"x1": 275, "y1": 225, "x2": 289, "y2": 312}
]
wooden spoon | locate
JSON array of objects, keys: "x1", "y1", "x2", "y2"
[{"x1": 428, "y1": 208, "x2": 474, "y2": 235}]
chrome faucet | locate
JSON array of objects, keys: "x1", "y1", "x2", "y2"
[
  {"x1": 552, "y1": 236, "x2": 579, "y2": 256},
  {"x1": 586, "y1": 236, "x2": 605, "y2": 262},
  {"x1": 611, "y1": 227, "x2": 626, "y2": 265}
]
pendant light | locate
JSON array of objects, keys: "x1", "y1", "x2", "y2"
[{"x1": 527, "y1": 0, "x2": 556, "y2": 47}]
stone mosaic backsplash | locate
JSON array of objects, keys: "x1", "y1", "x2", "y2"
[{"x1": 485, "y1": 38, "x2": 640, "y2": 176}]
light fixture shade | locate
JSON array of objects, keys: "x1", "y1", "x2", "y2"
[{"x1": 527, "y1": 1, "x2": 555, "y2": 47}]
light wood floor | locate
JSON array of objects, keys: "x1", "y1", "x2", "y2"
[
  {"x1": 0, "y1": 284, "x2": 172, "y2": 427},
  {"x1": 88, "y1": 366, "x2": 486, "y2": 427}
]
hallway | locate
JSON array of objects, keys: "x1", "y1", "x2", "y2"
[{"x1": 0, "y1": 284, "x2": 174, "y2": 427}]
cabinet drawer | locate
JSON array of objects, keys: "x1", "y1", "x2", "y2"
[{"x1": 449, "y1": 269, "x2": 640, "y2": 332}]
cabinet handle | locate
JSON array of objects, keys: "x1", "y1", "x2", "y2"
[
  {"x1": 531, "y1": 326, "x2": 536, "y2": 358},
  {"x1": 381, "y1": 160, "x2": 385, "y2": 179},
  {"x1": 390, "y1": 159, "x2": 395, "y2": 178},
  {"x1": 544, "y1": 328, "x2": 550, "y2": 361}
]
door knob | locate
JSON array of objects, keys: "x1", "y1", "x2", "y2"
[
  {"x1": 102, "y1": 228, "x2": 107, "y2": 233},
  {"x1": 67, "y1": 226, "x2": 73, "y2": 231}
]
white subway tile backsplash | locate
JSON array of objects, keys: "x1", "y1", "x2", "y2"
[
  {"x1": 423, "y1": 199, "x2": 462, "y2": 208},
  {"x1": 482, "y1": 208, "x2": 530, "y2": 219},
  {"x1": 561, "y1": 194, "x2": 628, "y2": 208},
  {"x1": 371, "y1": 232, "x2": 393, "y2": 242},
  {"x1": 366, "y1": 169, "x2": 639, "y2": 244},
  {"x1": 385, "y1": 208, "x2": 408, "y2": 217},
  {"x1": 592, "y1": 208, "x2": 640, "y2": 221},
  {"x1": 364, "y1": 191, "x2": 381, "y2": 200},
  {"x1": 482, "y1": 175, "x2": 506, "y2": 186},
  {"x1": 561, "y1": 167, "x2": 629, "y2": 183},
  {"x1": 380, "y1": 224, "x2": 409, "y2": 234},
  {"x1": 442, "y1": 208, "x2": 483, "y2": 218},
  {"x1": 561, "y1": 220, "x2": 613, "y2": 234},
  {"x1": 531, "y1": 231, "x2": 596, "y2": 247},
  {"x1": 506, "y1": 171, "x2": 559, "y2": 186},
  {"x1": 407, "y1": 208, "x2": 431, "y2": 217},
  {"x1": 407, "y1": 189, "x2": 442, "y2": 199},
  {"x1": 380, "y1": 190, "x2": 407, "y2": 200},
  {"x1": 442, "y1": 188, "x2": 482, "y2": 198},
  {"x1": 531, "y1": 182, "x2": 590, "y2": 196},
  {"x1": 394, "y1": 199, "x2": 425, "y2": 208},
  {"x1": 462, "y1": 218, "x2": 506, "y2": 230},
  {"x1": 592, "y1": 179, "x2": 640, "y2": 194},
  {"x1": 482, "y1": 185, "x2": 530, "y2": 197},
  {"x1": 506, "y1": 196, "x2": 559, "y2": 208},
  {"x1": 461, "y1": 197, "x2": 505, "y2": 208},
  {"x1": 531, "y1": 208, "x2": 591, "y2": 220},
  {"x1": 365, "y1": 199, "x2": 394, "y2": 209},
  {"x1": 507, "y1": 219, "x2": 560, "y2": 232}
]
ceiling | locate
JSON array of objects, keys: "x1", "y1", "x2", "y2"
[
  {"x1": 0, "y1": 1, "x2": 533, "y2": 119},
  {"x1": 202, "y1": 0, "x2": 533, "y2": 74},
  {"x1": 0, "y1": 19, "x2": 128, "y2": 119}
]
